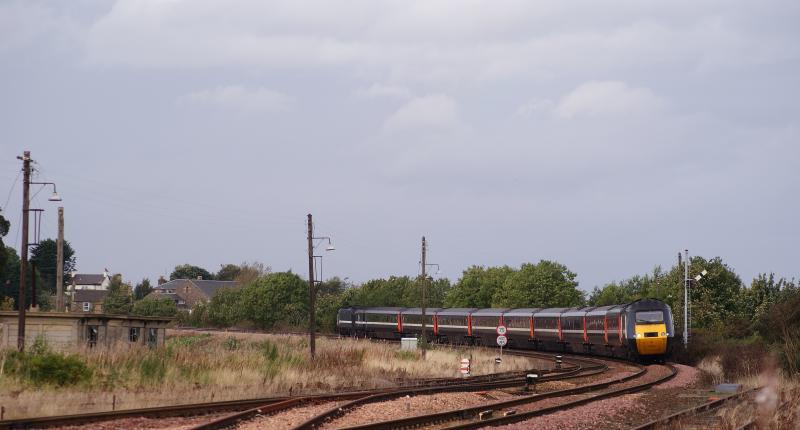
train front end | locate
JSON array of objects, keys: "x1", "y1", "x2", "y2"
[{"x1": 626, "y1": 299, "x2": 674, "y2": 359}]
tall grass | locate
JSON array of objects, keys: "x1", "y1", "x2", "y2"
[{"x1": 0, "y1": 330, "x2": 543, "y2": 419}]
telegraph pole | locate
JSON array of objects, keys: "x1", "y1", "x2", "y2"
[
  {"x1": 307, "y1": 214, "x2": 316, "y2": 359},
  {"x1": 420, "y1": 236, "x2": 427, "y2": 358},
  {"x1": 17, "y1": 151, "x2": 31, "y2": 351},
  {"x1": 56, "y1": 207, "x2": 64, "y2": 312},
  {"x1": 683, "y1": 249, "x2": 690, "y2": 347}
]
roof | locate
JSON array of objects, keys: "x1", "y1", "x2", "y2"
[
  {"x1": 503, "y1": 308, "x2": 543, "y2": 316},
  {"x1": 0, "y1": 310, "x2": 173, "y2": 322},
  {"x1": 400, "y1": 308, "x2": 442, "y2": 315},
  {"x1": 73, "y1": 290, "x2": 108, "y2": 302},
  {"x1": 190, "y1": 280, "x2": 239, "y2": 297},
  {"x1": 471, "y1": 308, "x2": 509, "y2": 316},
  {"x1": 72, "y1": 274, "x2": 106, "y2": 285},
  {"x1": 155, "y1": 279, "x2": 238, "y2": 298}
]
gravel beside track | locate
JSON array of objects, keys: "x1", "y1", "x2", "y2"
[
  {"x1": 235, "y1": 401, "x2": 348, "y2": 430},
  {"x1": 320, "y1": 390, "x2": 518, "y2": 429},
  {"x1": 48, "y1": 412, "x2": 232, "y2": 430}
]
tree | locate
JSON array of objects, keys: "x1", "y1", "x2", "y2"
[
  {"x1": 133, "y1": 278, "x2": 154, "y2": 300},
  {"x1": 491, "y1": 260, "x2": 584, "y2": 308},
  {"x1": 206, "y1": 287, "x2": 245, "y2": 327},
  {"x1": 170, "y1": 264, "x2": 212, "y2": 281},
  {"x1": 0, "y1": 209, "x2": 9, "y2": 283},
  {"x1": 216, "y1": 264, "x2": 241, "y2": 281},
  {"x1": 587, "y1": 267, "x2": 668, "y2": 306},
  {"x1": 29, "y1": 238, "x2": 76, "y2": 295},
  {"x1": 132, "y1": 297, "x2": 178, "y2": 317},
  {"x1": 239, "y1": 272, "x2": 308, "y2": 329},
  {"x1": 233, "y1": 261, "x2": 270, "y2": 285},
  {"x1": 445, "y1": 265, "x2": 514, "y2": 308},
  {"x1": 103, "y1": 274, "x2": 133, "y2": 314}
]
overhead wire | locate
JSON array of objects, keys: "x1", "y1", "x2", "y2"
[{"x1": 2, "y1": 168, "x2": 21, "y2": 212}]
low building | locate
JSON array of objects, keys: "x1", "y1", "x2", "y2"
[
  {"x1": 145, "y1": 278, "x2": 238, "y2": 312},
  {"x1": 0, "y1": 311, "x2": 172, "y2": 349},
  {"x1": 70, "y1": 290, "x2": 109, "y2": 313}
]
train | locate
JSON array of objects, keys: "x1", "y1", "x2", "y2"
[{"x1": 336, "y1": 299, "x2": 674, "y2": 361}]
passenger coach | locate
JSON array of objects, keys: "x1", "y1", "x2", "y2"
[{"x1": 337, "y1": 299, "x2": 674, "y2": 361}]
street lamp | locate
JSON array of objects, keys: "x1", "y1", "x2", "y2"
[
  {"x1": 307, "y1": 214, "x2": 334, "y2": 359},
  {"x1": 15, "y1": 151, "x2": 63, "y2": 351},
  {"x1": 682, "y1": 249, "x2": 707, "y2": 348}
]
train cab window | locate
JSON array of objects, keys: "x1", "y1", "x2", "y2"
[{"x1": 635, "y1": 311, "x2": 664, "y2": 324}]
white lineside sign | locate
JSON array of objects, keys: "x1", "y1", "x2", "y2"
[{"x1": 460, "y1": 358, "x2": 471, "y2": 377}]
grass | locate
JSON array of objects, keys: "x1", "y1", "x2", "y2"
[
  {"x1": 0, "y1": 330, "x2": 546, "y2": 419},
  {"x1": 693, "y1": 354, "x2": 799, "y2": 428}
]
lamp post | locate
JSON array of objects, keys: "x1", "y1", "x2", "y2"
[
  {"x1": 682, "y1": 249, "x2": 707, "y2": 348},
  {"x1": 16, "y1": 151, "x2": 62, "y2": 351},
  {"x1": 307, "y1": 214, "x2": 334, "y2": 359}
]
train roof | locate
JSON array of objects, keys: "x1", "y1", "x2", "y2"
[
  {"x1": 503, "y1": 308, "x2": 544, "y2": 317},
  {"x1": 534, "y1": 308, "x2": 574, "y2": 317},
  {"x1": 400, "y1": 308, "x2": 442, "y2": 315},
  {"x1": 586, "y1": 305, "x2": 623, "y2": 316},
  {"x1": 360, "y1": 307, "x2": 406, "y2": 314},
  {"x1": 562, "y1": 307, "x2": 597, "y2": 317},
  {"x1": 471, "y1": 308, "x2": 509, "y2": 317},
  {"x1": 435, "y1": 308, "x2": 478, "y2": 316}
]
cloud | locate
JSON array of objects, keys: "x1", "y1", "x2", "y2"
[
  {"x1": 179, "y1": 85, "x2": 294, "y2": 113},
  {"x1": 356, "y1": 83, "x2": 413, "y2": 100},
  {"x1": 553, "y1": 81, "x2": 664, "y2": 118},
  {"x1": 82, "y1": 1, "x2": 800, "y2": 84},
  {"x1": 383, "y1": 94, "x2": 460, "y2": 132}
]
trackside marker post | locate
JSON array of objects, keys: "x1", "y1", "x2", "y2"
[{"x1": 460, "y1": 358, "x2": 471, "y2": 377}]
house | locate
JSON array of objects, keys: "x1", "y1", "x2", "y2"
[
  {"x1": 70, "y1": 289, "x2": 109, "y2": 313},
  {"x1": 145, "y1": 278, "x2": 238, "y2": 311},
  {"x1": 0, "y1": 311, "x2": 172, "y2": 349},
  {"x1": 71, "y1": 270, "x2": 111, "y2": 290}
]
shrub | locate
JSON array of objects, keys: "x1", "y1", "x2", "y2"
[{"x1": 2, "y1": 344, "x2": 91, "y2": 387}]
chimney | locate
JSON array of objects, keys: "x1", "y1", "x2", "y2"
[{"x1": 158, "y1": 276, "x2": 167, "y2": 285}]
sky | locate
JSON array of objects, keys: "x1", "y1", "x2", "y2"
[{"x1": 1, "y1": 0, "x2": 798, "y2": 291}]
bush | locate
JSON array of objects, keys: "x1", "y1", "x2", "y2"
[
  {"x1": 132, "y1": 297, "x2": 178, "y2": 317},
  {"x1": 2, "y1": 341, "x2": 91, "y2": 387}
]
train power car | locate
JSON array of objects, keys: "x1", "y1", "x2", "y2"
[{"x1": 336, "y1": 299, "x2": 675, "y2": 361}]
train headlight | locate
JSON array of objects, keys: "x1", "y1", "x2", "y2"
[
  {"x1": 635, "y1": 333, "x2": 642, "y2": 338},
  {"x1": 660, "y1": 332, "x2": 666, "y2": 337}
]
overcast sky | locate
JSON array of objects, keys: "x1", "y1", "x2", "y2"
[{"x1": 1, "y1": 0, "x2": 798, "y2": 291}]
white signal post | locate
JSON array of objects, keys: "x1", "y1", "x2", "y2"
[{"x1": 496, "y1": 324, "x2": 508, "y2": 361}]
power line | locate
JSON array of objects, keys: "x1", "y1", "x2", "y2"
[{"x1": 2, "y1": 168, "x2": 21, "y2": 211}]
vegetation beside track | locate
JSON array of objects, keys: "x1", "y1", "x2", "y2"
[{"x1": 0, "y1": 331, "x2": 539, "y2": 420}]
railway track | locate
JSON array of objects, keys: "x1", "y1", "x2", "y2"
[
  {"x1": 0, "y1": 348, "x2": 581, "y2": 430},
  {"x1": 280, "y1": 356, "x2": 669, "y2": 430},
  {"x1": 630, "y1": 386, "x2": 762, "y2": 430}
]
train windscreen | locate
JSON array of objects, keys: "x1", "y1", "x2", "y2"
[{"x1": 635, "y1": 311, "x2": 664, "y2": 324}]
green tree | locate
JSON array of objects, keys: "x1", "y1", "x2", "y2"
[
  {"x1": 215, "y1": 264, "x2": 241, "y2": 281},
  {"x1": 206, "y1": 287, "x2": 244, "y2": 327},
  {"x1": 170, "y1": 264, "x2": 212, "y2": 281},
  {"x1": 131, "y1": 297, "x2": 178, "y2": 317},
  {"x1": 29, "y1": 238, "x2": 76, "y2": 296},
  {"x1": 587, "y1": 267, "x2": 668, "y2": 306},
  {"x1": 239, "y1": 272, "x2": 308, "y2": 329},
  {"x1": 491, "y1": 260, "x2": 584, "y2": 308},
  {"x1": 133, "y1": 278, "x2": 154, "y2": 300},
  {"x1": 102, "y1": 274, "x2": 133, "y2": 314},
  {"x1": 0, "y1": 209, "x2": 9, "y2": 283},
  {"x1": 445, "y1": 265, "x2": 514, "y2": 308},
  {"x1": 1, "y1": 247, "x2": 46, "y2": 310}
]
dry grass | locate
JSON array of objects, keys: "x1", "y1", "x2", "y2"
[
  {"x1": 692, "y1": 355, "x2": 799, "y2": 429},
  {"x1": 0, "y1": 330, "x2": 546, "y2": 419}
]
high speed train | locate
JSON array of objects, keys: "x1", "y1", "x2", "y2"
[{"x1": 337, "y1": 299, "x2": 674, "y2": 361}]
